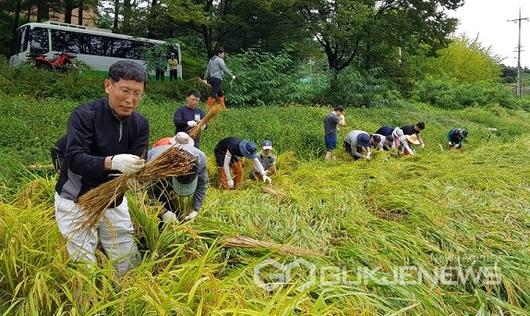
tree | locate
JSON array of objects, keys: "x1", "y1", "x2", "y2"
[
  {"x1": 63, "y1": 0, "x2": 74, "y2": 23},
  {"x1": 165, "y1": 0, "x2": 301, "y2": 56},
  {"x1": 424, "y1": 36, "x2": 502, "y2": 84},
  {"x1": 294, "y1": 0, "x2": 464, "y2": 89}
]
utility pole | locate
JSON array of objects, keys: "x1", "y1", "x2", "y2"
[
  {"x1": 508, "y1": 8, "x2": 529, "y2": 96},
  {"x1": 308, "y1": 58, "x2": 315, "y2": 84}
]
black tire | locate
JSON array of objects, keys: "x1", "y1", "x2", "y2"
[{"x1": 36, "y1": 62, "x2": 52, "y2": 71}]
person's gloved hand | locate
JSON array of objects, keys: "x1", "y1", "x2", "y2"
[
  {"x1": 262, "y1": 175, "x2": 272, "y2": 185},
  {"x1": 232, "y1": 75, "x2": 236, "y2": 80},
  {"x1": 111, "y1": 154, "x2": 144, "y2": 174},
  {"x1": 421, "y1": 143, "x2": 425, "y2": 149},
  {"x1": 161, "y1": 211, "x2": 177, "y2": 222},
  {"x1": 187, "y1": 120, "x2": 198, "y2": 127},
  {"x1": 227, "y1": 179, "x2": 235, "y2": 189},
  {"x1": 184, "y1": 210, "x2": 198, "y2": 221}
]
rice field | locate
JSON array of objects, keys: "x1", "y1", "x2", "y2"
[{"x1": 0, "y1": 98, "x2": 529, "y2": 315}]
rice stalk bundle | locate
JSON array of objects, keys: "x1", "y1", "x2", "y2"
[
  {"x1": 189, "y1": 99, "x2": 224, "y2": 139},
  {"x1": 223, "y1": 235, "x2": 321, "y2": 257},
  {"x1": 193, "y1": 76, "x2": 211, "y2": 88},
  {"x1": 261, "y1": 186, "x2": 287, "y2": 201},
  {"x1": 77, "y1": 146, "x2": 197, "y2": 231}
]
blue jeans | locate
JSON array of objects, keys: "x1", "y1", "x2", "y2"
[{"x1": 325, "y1": 134, "x2": 337, "y2": 151}]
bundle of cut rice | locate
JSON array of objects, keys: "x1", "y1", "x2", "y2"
[
  {"x1": 188, "y1": 99, "x2": 224, "y2": 139},
  {"x1": 223, "y1": 235, "x2": 320, "y2": 257},
  {"x1": 77, "y1": 146, "x2": 196, "y2": 231}
]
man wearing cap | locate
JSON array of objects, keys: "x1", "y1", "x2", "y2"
[
  {"x1": 253, "y1": 140, "x2": 277, "y2": 180},
  {"x1": 168, "y1": 53, "x2": 179, "y2": 81},
  {"x1": 214, "y1": 137, "x2": 271, "y2": 189},
  {"x1": 401, "y1": 122, "x2": 426, "y2": 148},
  {"x1": 323, "y1": 106, "x2": 346, "y2": 161},
  {"x1": 173, "y1": 90, "x2": 205, "y2": 148},
  {"x1": 149, "y1": 132, "x2": 208, "y2": 222},
  {"x1": 343, "y1": 130, "x2": 379, "y2": 160},
  {"x1": 448, "y1": 128, "x2": 468, "y2": 149}
]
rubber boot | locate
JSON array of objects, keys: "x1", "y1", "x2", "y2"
[
  {"x1": 206, "y1": 97, "x2": 215, "y2": 108},
  {"x1": 217, "y1": 95, "x2": 225, "y2": 108}
]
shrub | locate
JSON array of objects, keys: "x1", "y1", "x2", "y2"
[
  {"x1": 0, "y1": 57, "x2": 209, "y2": 103},
  {"x1": 412, "y1": 77, "x2": 517, "y2": 109},
  {"x1": 223, "y1": 48, "x2": 321, "y2": 107},
  {"x1": 322, "y1": 68, "x2": 401, "y2": 107}
]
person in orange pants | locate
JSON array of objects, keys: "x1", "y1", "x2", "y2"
[
  {"x1": 214, "y1": 137, "x2": 271, "y2": 189},
  {"x1": 203, "y1": 47, "x2": 235, "y2": 108},
  {"x1": 218, "y1": 160, "x2": 244, "y2": 189}
]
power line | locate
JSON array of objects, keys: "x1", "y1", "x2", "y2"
[{"x1": 508, "y1": 7, "x2": 529, "y2": 96}]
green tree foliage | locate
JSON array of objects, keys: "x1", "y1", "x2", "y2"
[
  {"x1": 424, "y1": 36, "x2": 502, "y2": 84},
  {"x1": 294, "y1": 0, "x2": 464, "y2": 90},
  {"x1": 222, "y1": 48, "x2": 322, "y2": 106},
  {"x1": 164, "y1": 0, "x2": 304, "y2": 56}
]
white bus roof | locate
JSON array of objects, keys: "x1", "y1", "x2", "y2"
[{"x1": 18, "y1": 22, "x2": 170, "y2": 45}]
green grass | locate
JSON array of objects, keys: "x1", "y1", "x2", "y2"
[{"x1": 0, "y1": 95, "x2": 529, "y2": 314}]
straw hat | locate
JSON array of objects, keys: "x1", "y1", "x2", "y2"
[{"x1": 405, "y1": 134, "x2": 421, "y2": 145}]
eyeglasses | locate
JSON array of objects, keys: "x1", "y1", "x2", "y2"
[{"x1": 112, "y1": 82, "x2": 144, "y2": 99}]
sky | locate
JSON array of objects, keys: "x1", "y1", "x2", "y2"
[{"x1": 448, "y1": 0, "x2": 530, "y2": 68}]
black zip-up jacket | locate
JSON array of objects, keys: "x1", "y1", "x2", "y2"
[{"x1": 55, "y1": 98, "x2": 149, "y2": 202}]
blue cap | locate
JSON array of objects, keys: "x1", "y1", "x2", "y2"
[
  {"x1": 262, "y1": 140, "x2": 273, "y2": 150},
  {"x1": 239, "y1": 140, "x2": 257, "y2": 159},
  {"x1": 357, "y1": 133, "x2": 371, "y2": 148}
]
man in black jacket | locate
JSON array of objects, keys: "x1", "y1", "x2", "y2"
[
  {"x1": 54, "y1": 60, "x2": 149, "y2": 276},
  {"x1": 173, "y1": 90, "x2": 205, "y2": 148}
]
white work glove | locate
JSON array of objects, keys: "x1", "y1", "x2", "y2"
[
  {"x1": 232, "y1": 75, "x2": 236, "y2": 80},
  {"x1": 111, "y1": 154, "x2": 144, "y2": 175},
  {"x1": 227, "y1": 179, "x2": 235, "y2": 189},
  {"x1": 161, "y1": 211, "x2": 177, "y2": 222},
  {"x1": 187, "y1": 120, "x2": 198, "y2": 127},
  {"x1": 262, "y1": 175, "x2": 272, "y2": 185},
  {"x1": 421, "y1": 143, "x2": 425, "y2": 149},
  {"x1": 184, "y1": 210, "x2": 198, "y2": 221}
]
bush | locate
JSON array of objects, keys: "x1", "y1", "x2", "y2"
[
  {"x1": 412, "y1": 77, "x2": 518, "y2": 109},
  {"x1": 0, "y1": 57, "x2": 209, "y2": 103},
  {"x1": 144, "y1": 79, "x2": 209, "y2": 102},
  {"x1": 322, "y1": 68, "x2": 401, "y2": 107},
  {"x1": 222, "y1": 48, "x2": 322, "y2": 107}
]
